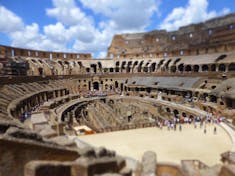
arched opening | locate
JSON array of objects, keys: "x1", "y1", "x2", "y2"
[
  {"x1": 110, "y1": 68, "x2": 114, "y2": 73},
  {"x1": 158, "y1": 59, "x2": 165, "y2": 69},
  {"x1": 193, "y1": 65, "x2": 199, "y2": 72},
  {"x1": 115, "y1": 81, "x2": 118, "y2": 89},
  {"x1": 121, "y1": 61, "x2": 126, "y2": 72},
  {"x1": 138, "y1": 61, "x2": 144, "y2": 72},
  {"x1": 210, "y1": 95, "x2": 217, "y2": 103},
  {"x1": 165, "y1": 59, "x2": 172, "y2": 70},
  {"x1": 228, "y1": 63, "x2": 235, "y2": 71},
  {"x1": 126, "y1": 61, "x2": 132, "y2": 73},
  {"x1": 166, "y1": 107, "x2": 171, "y2": 113},
  {"x1": 105, "y1": 84, "x2": 109, "y2": 90},
  {"x1": 211, "y1": 64, "x2": 216, "y2": 72},
  {"x1": 58, "y1": 61, "x2": 63, "y2": 67},
  {"x1": 120, "y1": 83, "x2": 124, "y2": 92},
  {"x1": 38, "y1": 67, "x2": 43, "y2": 76},
  {"x1": 90, "y1": 64, "x2": 97, "y2": 73},
  {"x1": 77, "y1": 62, "x2": 82, "y2": 69},
  {"x1": 173, "y1": 109, "x2": 179, "y2": 118},
  {"x1": 98, "y1": 62, "x2": 102, "y2": 72},
  {"x1": 170, "y1": 66, "x2": 176, "y2": 73},
  {"x1": 174, "y1": 58, "x2": 181, "y2": 65},
  {"x1": 150, "y1": 62, "x2": 156, "y2": 72},
  {"x1": 115, "y1": 61, "x2": 120, "y2": 72},
  {"x1": 131, "y1": 61, "x2": 138, "y2": 73},
  {"x1": 202, "y1": 65, "x2": 209, "y2": 72},
  {"x1": 185, "y1": 65, "x2": 192, "y2": 72},
  {"x1": 93, "y1": 82, "x2": 99, "y2": 91},
  {"x1": 215, "y1": 54, "x2": 227, "y2": 62},
  {"x1": 219, "y1": 64, "x2": 226, "y2": 72},
  {"x1": 146, "y1": 87, "x2": 151, "y2": 93},
  {"x1": 178, "y1": 64, "x2": 184, "y2": 72}
]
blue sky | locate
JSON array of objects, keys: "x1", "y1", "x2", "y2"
[{"x1": 0, "y1": 0, "x2": 234, "y2": 58}]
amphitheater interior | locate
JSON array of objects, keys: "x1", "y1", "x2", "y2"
[{"x1": 1, "y1": 13, "x2": 235, "y2": 176}]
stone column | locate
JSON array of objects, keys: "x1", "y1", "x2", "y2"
[{"x1": 141, "y1": 151, "x2": 157, "y2": 176}]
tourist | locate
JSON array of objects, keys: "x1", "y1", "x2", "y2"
[
  {"x1": 204, "y1": 128, "x2": 207, "y2": 134},
  {"x1": 214, "y1": 127, "x2": 217, "y2": 134}
]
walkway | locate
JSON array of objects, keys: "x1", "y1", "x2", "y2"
[{"x1": 220, "y1": 122, "x2": 235, "y2": 151}]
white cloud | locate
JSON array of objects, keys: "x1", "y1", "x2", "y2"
[
  {"x1": 0, "y1": 6, "x2": 23, "y2": 33},
  {"x1": 80, "y1": 0, "x2": 160, "y2": 30},
  {"x1": 10, "y1": 23, "x2": 67, "y2": 51},
  {"x1": 46, "y1": 0, "x2": 93, "y2": 26},
  {"x1": 160, "y1": 0, "x2": 230, "y2": 31},
  {"x1": 44, "y1": 22, "x2": 71, "y2": 43}
]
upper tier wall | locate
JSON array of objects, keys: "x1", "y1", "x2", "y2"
[
  {"x1": 108, "y1": 13, "x2": 235, "y2": 58},
  {"x1": 0, "y1": 45, "x2": 92, "y2": 60}
]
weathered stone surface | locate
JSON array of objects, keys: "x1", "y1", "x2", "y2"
[
  {"x1": 219, "y1": 164, "x2": 235, "y2": 176},
  {"x1": 141, "y1": 151, "x2": 157, "y2": 176},
  {"x1": 4, "y1": 127, "x2": 43, "y2": 142},
  {"x1": 79, "y1": 146, "x2": 96, "y2": 158},
  {"x1": 24, "y1": 161, "x2": 71, "y2": 176},
  {"x1": 0, "y1": 136, "x2": 79, "y2": 176}
]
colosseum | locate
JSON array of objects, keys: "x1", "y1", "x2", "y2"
[{"x1": 1, "y1": 13, "x2": 235, "y2": 176}]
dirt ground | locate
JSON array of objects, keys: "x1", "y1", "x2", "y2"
[{"x1": 78, "y1": 124, "x2": 232, "y2": 166}]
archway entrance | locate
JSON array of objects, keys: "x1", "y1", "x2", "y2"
[
  {"x1": 93, "y1": 82, "x2": 99, "y2": 91},
  {"x1": 38, "y1": 67, "x2": 43, "y2": 76}
]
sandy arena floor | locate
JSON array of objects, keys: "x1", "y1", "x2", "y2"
[{"x1": 78, "y1": 124, "x2": 232, "y2": 166}]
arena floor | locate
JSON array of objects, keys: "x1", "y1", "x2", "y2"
[{"x1": 78, "y1": 124, "x2": 232, "y2": 166}]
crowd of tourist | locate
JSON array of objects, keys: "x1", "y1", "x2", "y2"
[{"x1": 156, "y1": 113, "x2": 225, "y2": 134}]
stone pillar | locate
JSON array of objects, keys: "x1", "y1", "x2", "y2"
[
  {"x1": 141, "y1": 151, "x2": 157, "y2": 176},
  {"x1": 53, "y1": 91, "x2": 56, "y2": 98}
]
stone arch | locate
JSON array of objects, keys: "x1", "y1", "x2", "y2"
[
  {"x1": 38, "y1": 67, "x2": 43, "y2": 76},
  {"x1": 93, "y1": 81, "x2": 99, "y2": 91},
  {"x1": 98, "y1": 62, "x2": 102, "y2": 72},
  {"x1": 90, "y1": 64, "x2": 97, "y2": 73},
  {"x1": 126, "y1": 61, "x2": 132, "y2": 73},
  {"x1": 77, "y1": 61, "x2": 82, "y2": 68},
  {"x1": 178, "y1": 64, "x2": 184, "y2": 72},
  {"x1": 115, "y1": 81, "x2": 119, "y2": 88},
  {"x1": 150, "y1": 62, "x2": 156, "y2": 72},
  {"x1": 182, "y1": 112, "x2": 187, "y2": 117},
  {"x1": 228, "y1": 63, "x2": 235, "y2": 71},
  {"x1": 121, "y1": 61, "x2": 126, "y2": 72},
  {"x1": 215, "y1": 54, "x2": 227, "y2": 62},
  {"x1": 138, "y1": 61, "x2": 144, "y2": 72},
  {"x1": 170, "y1": 66, "x2": 176, "y2": 73},
  {"x1": 58, "y1": 60, "x2": 63, "y2": 67},
  {"x1": 132, "y1": 61, "x2": 139, "y2": 72},
  {"x1": 201, "y1": 65, "x2": 209, "y2": 72},
  {"x1": 164, "y1": 59, "x2": 172, "y2": 71},
  {"x1": 115, "y1": 61, "x2": 120, "y2": 72},
  {"x1": 105, "y1": 84, "x2": 109, "y2": 90},
  {"x1": 185, "y1": 65, "x2": 192, "y2": 72},
  {"x1": 109, "y1": 68, "x2": 114, "y2": 73},
  {"x1": 193, "y1": 65, "x2": 199, "y2": 72},
  {"x1": 158, "y1": 59, "x2": 165, "y2": 69},
  {"x1": 173, "y1": 58, "x2": 181, "y2": 65},
  {"x1": 218, "y1": 64, "x2": 226, "y2": 72},
  {"x1": 211, "y1": 64, "x2": 216, "y2": 71},
  {"x1": 173, "y1": 109, "x2": 179, "y2": 117}
]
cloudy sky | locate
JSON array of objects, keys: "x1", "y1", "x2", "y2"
[{"x1": 0, "y1": 0, "x2": 234, "y2": 58}]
